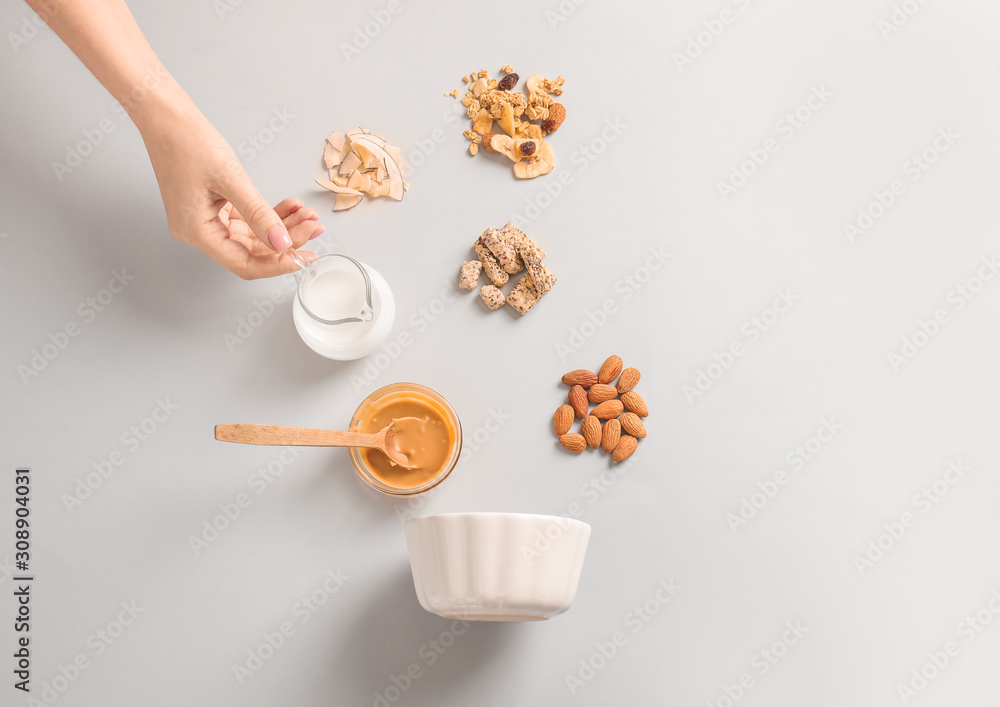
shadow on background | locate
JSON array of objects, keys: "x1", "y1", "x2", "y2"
[{"x1": 326, "y1": 564, "x2": 523, "y2": 705}]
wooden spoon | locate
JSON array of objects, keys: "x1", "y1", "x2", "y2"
[{"x1": 214, "y1": 421, "x2": 415, "y2": 469}]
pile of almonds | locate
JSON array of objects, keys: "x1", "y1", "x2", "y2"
[{"x1": 554, "y1": 355, "x2": 648, "y2": 463}]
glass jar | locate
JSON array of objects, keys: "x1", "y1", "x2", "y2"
[{"x1": 348, "y1": 383, "x2": 462, "y2": 496}]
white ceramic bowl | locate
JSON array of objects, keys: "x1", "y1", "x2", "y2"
[{"x1": 404, "y1": 512, "x2": 592, "y2": 622}]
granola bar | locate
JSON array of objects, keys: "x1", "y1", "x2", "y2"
[
  {"x1": 458, "y1": 260, "x2": 482, "y2": 290},
  {"x1": 479, "y1": 285, "x2": 505, "y2": 310},
  {"x1": 517, "y1": 239, "x2": 556, "y2": 295},
  {"x1": 499, "y1": 221, "x2": 545, "y2": 260},
  {"x1": 481, "y1": 227, "x2": 521, "y2": 274},
  {"x1": 506, "y1": 274, "x2": 541, "y2": 315},
  {"x1": 474, "y1": 238, "x2": 509, "y2": 286}
]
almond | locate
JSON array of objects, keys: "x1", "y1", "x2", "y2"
[
  {"x1": 553, "y1": 405, "x2": 574, "y2": 436},
  {"x1": 616, "y1": 367, "x2": 641, "y2": 394},
  {"x1": 601, "y1": 418, "x2": 621, "y2": 454},
  {"x1": 582, "y1": 416, "x2": 602, "y2": 448},
  {"x1": 612, "y1": 435, "x2": 637, "y2": 463},
  {"x1": 542, "y1": 102, "x2": 566, "y2": 133},
  {"x1": 592, "y1": 399, "x2": 624, "y2": 420},
  {"x1": 482, "y1": 132, "x2": 499, "y2": 152},
  {"x1": 558, "y1": 433, "x2": 586, "y2": 453},
  {"x1": 587, "y1": 384, "x2": 618, "y2": 404},
  {"x1": 620, "y1": 412, "x2": 647, "y2": 439},
  {"x1": 568, "y1": 385, "x2": 589, "y2": 419},
  {"x1": 561, "y1": 369, "x2": 598, "y2": 388},
  {"x1": 621, "y1": 391, "x2": 648, "y2": 417},
  {"x1": 598, "y1": 355, "x2": 623, "y2": 384}
]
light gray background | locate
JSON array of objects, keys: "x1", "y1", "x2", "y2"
[{"x1": 2, "y1": 0, "x2": 999, "y2": 704}]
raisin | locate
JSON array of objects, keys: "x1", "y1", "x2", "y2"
[
  {"x1": 498, "y1": 73, "x2": 519, "y2": 91},
  {"x1": 519, "y1": 140, "x2": 536, "y2": 157}
]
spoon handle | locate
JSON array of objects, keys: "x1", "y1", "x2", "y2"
[{"x1": 215, "y1": 424, "x2": 380, "y2": 449}]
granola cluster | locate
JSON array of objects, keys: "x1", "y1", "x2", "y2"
[{"x1": 447, "y1": 66, "x2": 567, "y2": 179}]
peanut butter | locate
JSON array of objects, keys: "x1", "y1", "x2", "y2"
[{"x1": 355, "y1": 391, "x2": 459, "y2": 490}]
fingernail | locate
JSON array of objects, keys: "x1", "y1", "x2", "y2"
[
  {"x1": 309, "y1": 225, "x2": 325, "y2": 241},
  {"x1": 267, "y1": 224, "x2": 292, "y2": 250}
]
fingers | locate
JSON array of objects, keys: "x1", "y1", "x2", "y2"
[
  {"x1": 218, "y1": 202, "x2": 234, "y2": 227},
  {"x1": 244, "y1": 248, "x2": 318, "y2": 279},
  {"x1": 227, "y1": 196, "x2": 324, "y2": 247},
  {"x1": 290, "y1": 221, "x2": 324, "y2": 247},
  {"x1": 222, "y1": 200, "x2": 323, "y2": 254},
  {"x1": 283, "y1": 206, "x2": 323, "y2": 247},
  {"x1": 220, "y1": 177, "x2": 292, "y2": 252},
  {"x1": 204, "y1": 236, "x2": 318, "y2": 280},
  {"x1": 202, "y1": 178, "x2": 325, "y2": 277},
  {"x1": 282, "y1": 203, "x2": 317, "y2": 229},
  {"x1": 273, "y1": 197, "x2": 305, "y2": 220}
]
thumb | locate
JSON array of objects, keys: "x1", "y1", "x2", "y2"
[{"x1": 222, "y1": 175, "x2": 292, "y2": 252}]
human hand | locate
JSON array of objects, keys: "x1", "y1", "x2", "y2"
[
  {"x1": 141, "y1": 108, "x2": 323, "y2": 279},
  {"x1": 25, "y1": 0, "x2": 323, "y2": 279}
]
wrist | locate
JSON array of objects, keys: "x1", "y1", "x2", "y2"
[{"x1": 125, "y1": 68, "x2": 203, "y2": 137}]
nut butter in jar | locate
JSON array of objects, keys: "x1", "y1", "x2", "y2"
[{"x1": 348, "y1": 383, "x2": 461, "y2": 496}]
